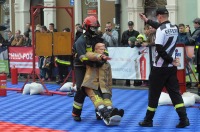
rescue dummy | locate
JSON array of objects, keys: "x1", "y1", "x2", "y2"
[{"x1": 81, "y1": 43, "x2": 124, "y2": 125}]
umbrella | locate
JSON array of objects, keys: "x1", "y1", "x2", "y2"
[{"x1": 0, "y1": 25, "x2": 7, "y2": 31}]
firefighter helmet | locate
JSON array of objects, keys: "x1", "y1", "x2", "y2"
[{"x1": 83, "y1": 16, "x2": 100, "y2": 35}]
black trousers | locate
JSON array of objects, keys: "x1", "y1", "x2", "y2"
[
  {"x1": 72, "y1": 66, "x2": 86, "y2": 116},
  {"x1": 148, "y1": 66, "x2": 184, "y2": 108}
]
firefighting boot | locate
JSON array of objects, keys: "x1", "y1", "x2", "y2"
[
  {"x1": 97, "y1": 106, "x2": 118, "y2": 120},
  {"x1": 72, "y1": 113, "x2": 81, "y2": 121},
  {"x1": 95, "y1": 109, "x2": 102, "y2": 120},
  {"x1": 176, "y1": 108, "x2": 190, "y2": 128},
  {"x1": 118, "y1": 109, "x2": 124, "y2": 117},
  {"x1": 139, "y1": 110, "x2": 155, "y2": 127},
  {"x1": 72, "y1": 106, "x2": 82, "y2": 122}
]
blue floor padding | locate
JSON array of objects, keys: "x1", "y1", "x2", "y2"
[{"x1": 0, "y1": 81, "x2": 200, "y2": 132}]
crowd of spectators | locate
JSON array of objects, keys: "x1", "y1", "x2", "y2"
[{"x1": 0, "y1": 18, "x2": 199, "y2": 86}]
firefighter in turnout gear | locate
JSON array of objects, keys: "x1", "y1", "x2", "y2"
[
  {"x1": 72, "y1": 16, "x2": 107, "y2": 121},
  {"x1": 139, "y1": 7, "x2": 189, "y2": 128}
]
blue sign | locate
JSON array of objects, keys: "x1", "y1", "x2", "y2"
[{"x1": 70, "y1": 0, "x2": 74, "y2": 6}]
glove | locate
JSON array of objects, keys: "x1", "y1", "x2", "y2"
[
  {"x1": 83, "y1": 60, "x2": 96, "y2": 67},
  {"x1": 95, "y1": 61, "x2": 106, "y2": 67}
]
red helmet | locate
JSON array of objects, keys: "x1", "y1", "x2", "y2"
[{"x1": 83, "y1": 16, "x2": 100, "y2": 31}]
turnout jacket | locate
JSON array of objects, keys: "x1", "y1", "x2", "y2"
[{"x1": 81, "y1": 52, "x2": 112, "y2": 95}]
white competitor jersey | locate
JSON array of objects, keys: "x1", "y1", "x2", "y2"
[{"x1": 154, "y1": 22, "x2": 178, "y2": 67}]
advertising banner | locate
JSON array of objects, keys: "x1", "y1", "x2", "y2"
[
  {"x1": 8, "y1": 47, "x2": 39, "y2": 74},
  {"x1": 108, "y1": 47, "x2": 151, "y2": 80},
  {"x1": 108, "y1": 46, "x2": 184, "y2": 80}
]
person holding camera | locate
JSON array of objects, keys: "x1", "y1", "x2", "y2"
[{"x1": 102, "y1": 22, "x2": 118, "y2": 47}]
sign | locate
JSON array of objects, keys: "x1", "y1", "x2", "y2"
[
  {"x1": 70, "y1": 0, "x2": 74, "y2": 6},
  {"x1": 8, "y1": 47, "x2": 39, "y2": 74},
  {"x1": 173, "y1": 47, "x2": 184, "y2": 70},
  {"x1": 85, "y1": 0, "x2": 98, "y2": 7},
  {"x1": 87, "y1": 9, "x2": 97, "y2": 15}
]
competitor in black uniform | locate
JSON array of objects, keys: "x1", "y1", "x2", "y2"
[{"x1": 139, "y1": 7, "x2": 190, "y2": 128}]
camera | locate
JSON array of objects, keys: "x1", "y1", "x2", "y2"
[{"x1": 106, "y1": 29, "x2": 111, "y2": 32}]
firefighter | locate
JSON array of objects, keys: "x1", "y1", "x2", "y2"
[{"x1": 72, "y1": 16, "x2": 105, "y2": 121}]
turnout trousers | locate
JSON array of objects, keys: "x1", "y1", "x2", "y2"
[{"x1": 72, "y1": 66, "x2": 86, "y2": 116}]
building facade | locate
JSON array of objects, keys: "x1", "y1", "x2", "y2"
[{"x1": 0, "y1": 0, "x2": 200, "y2": 39}]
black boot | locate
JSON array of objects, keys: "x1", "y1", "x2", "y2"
[
  {"x1": 176, "y1": 107, "x2": 190, "y2": 128},
  {"x1": 176, "y1": 117, "x2": 190, "y2": 128},
  {"x1": 139, "y1": 120, "x2": 153, "y2": 127},
  {"x1": 95, "y1": 109, "x2": 102, "y2": 120},
  {"x1": 72, "y1": 113, "x2": 81, "y2": 121},
  {"x1": 139, "y1": 110, "x2": 155, "y2": 127},
  {"x1": 72, "y1": 106, "x2": 82, "y2": 122},
  {"x1": 118, "y1": 109, "x2": 124, "y2": 117},
  {"x1": 98, "y1": 107, "x2": 118, "y2": 120}
]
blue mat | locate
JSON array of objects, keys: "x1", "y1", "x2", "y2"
[{"x1": 0, "y1": 81, "x2": 199, "y2": 132}]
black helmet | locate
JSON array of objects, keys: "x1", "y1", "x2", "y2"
[{"x1": 128, "y1": 21, "x2": 134, "y2": 26}]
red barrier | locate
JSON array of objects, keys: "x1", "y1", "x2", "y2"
[
  {"x1": 11, "y1": 66, "x2": 18, "y2": 84},
  {"x1": 0, "y1": 74, "x2": 7, "y2": 96}
]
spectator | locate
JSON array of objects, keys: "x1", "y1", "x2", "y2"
[
  {"x1": 49, "y1": 23, "x2": 57, "y2": 32},
  {"x1": 0, "y1": 33, "x2": 8, "y2": 60},
  {"x1": 23, "y1": 32, "x2": 32, "y2": 47},
  {"x1": 63, "y1": 27, "x2": 70, "y2": 32},
  {"x1": 121, "y1": 21, "x2": 139, "y2": 47},
  {"x1": 177, "y1": 24, "x2": 190, "y2": 45},
  {"x1": 185, "y1": 18, "x2": 200, "y2": 92},
  {"x1": 102, "y1": 22, "x2": 119, "y2": 85},
  {"x1": 55, "y1": 28, "x2": 71, "y2": 84},
  {"x1": 102, "y1": 22, "x2": 118, "y2": 47},
  {"x1": 39, "y1": 26, "x2": 52, "y2": 81},
  {"x1": 143, "y1": 24, "x2": 150, "y2": 41},
  {"x1": 35, "y1": 24, "x2": 41, "y2": 32},
  {"x1": 11, "y1": 30, "x2": 24, "y2": 46},
  {"x1": 6, "y1": 30, "x2": 14, "y2": 44},
  {"x1": 121, "y1": 21, "x2": 141, "y2": 86}
]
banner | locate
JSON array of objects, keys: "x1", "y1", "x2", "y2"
[
  {"x1": 8, "y1": 47, "x2": 39, "y2": 74},
  {"x1": 108, "y1": 47, "x2": 151, "y2": 80},
  {"x1": 0, "y1": 60, "x2": 9, "y2": 73},
  {"x1": 173, "y1": 47, "x2": 184, "y2": 70},
  {"x1": 0, "y1": 47, "x2": 9, "y2": 73},
  {"x1": 108, "y1": 46, "x2": 185, "y2": 80}
]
